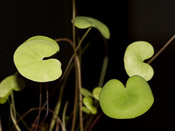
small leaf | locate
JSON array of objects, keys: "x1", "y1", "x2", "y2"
[
  {"x1": 83, "y1": 97, "x2": 97, "y2": 115},
  {"x1": 124, "y1": 41, "x2": 154, "y2": 81},
  {"x1": 99, "y1": 75, "x2": 154, "y2": 119},
  {"x1": 0, "y1": 74, "x2": 25, "y2": 104},
  {"x1": 82, "y1": 106, "x2": 91, "y2": 114},
  {"x1": 74, "y1": 16, "x2": 110, "y2": 39},
  {"x1": 92, "y1": 87, "x2": 102, "y2": 100},
  {"x1": 0, "y1": 93, "x2": 11, "y2": 104},
  {"x1": 13, "y1": 36, "x2": 62, "y2": 82},
  {"x1": 80, "y1": 88, "x2": 93, "y2": 97}
]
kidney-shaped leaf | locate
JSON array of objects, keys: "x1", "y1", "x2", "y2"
[
  {"x1": 0, "y1": 74, "x2": 25, "y2": 104},
  {"x1": 124, "y1": 41, "x2": 154, "y2": 81},
  {"x1": 99, "y1": 75, "x2": 154, "y2": 119},
  {"x1": 74, "y1": 16, "x2": 110, "y2": 39},
  {"x1": 14, "y1": 36, "x2": 62, "y2": 82}
]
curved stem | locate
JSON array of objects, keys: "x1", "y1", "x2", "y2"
[
  {"x1": 10, "y1": 104, "x2": 21, "y2": 131},
  {"x1": 16, "y1": 107, "x2": 64, "y2": 131},
  {"x1": 31, "y1": 84, "x2": 42, "y2": 131},
  {"x1": 76, "y1": 27, "x2": 92, "y2": 52},
  {"x1": 11, "y1": 92, "x2": 17, "y2": 120},
  {"x1": 148, "y1": 34, "x2": 175, "y2": 64},
  {"x1": 55, "y1": 38, "x2": 74, "y2": 49}
]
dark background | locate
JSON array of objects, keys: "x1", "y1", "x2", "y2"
[{"x1": 0, "y1": 0, "x2": 175, "y2": 130}]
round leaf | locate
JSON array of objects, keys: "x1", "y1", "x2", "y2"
[
  {"x1": 99, "y1": 75, "x2": 154, "y2": 119},
  {"x1": 124, "y1": 41, "x2": 154, "y2": 81},
  {"x1": 14, "y1": 36, "x2": 62, "y2": 82},
  {"x1": 83, "y1": 97, "x2": 97, "y2": 115},
  {"x1": 92, "y1": 87, "x2": 102, "y2": 100},
  {"x1": 82, "y1": 106, "x2": 91, "y2": 114},
  {"x1": 0, "y1": 74, "x2": 25, "y2": 104},
  {"x1": 74, "y1": 16, "x2": 110, "y2": 39}
]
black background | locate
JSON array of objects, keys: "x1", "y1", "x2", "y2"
[{"x1": 0, "y1": 0, "x2": 175, "y2": 130}]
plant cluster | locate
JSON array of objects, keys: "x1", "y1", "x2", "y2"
[{"x1": 0, "y1": 2, "x2": 174, "y2": 131}]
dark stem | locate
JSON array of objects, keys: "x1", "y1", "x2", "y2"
[
  {"x1": 30, "y1": 84, "x2": 42, "y2": 131},
  {"x1": 148, "y1": 34, "x2": 175, "y2": 64},
  {"x1": 16, "y1": 107, "x2": 64, "y2": 131},
  {"x1": 41, "y1": 83, "x2": 49, "y2": 124},
  {"x1": 55, "y1": 38, "x2": 74, "y2": 49},
  {"x1": 71, "y1": 0, "x2": 79, "y2": 130},
  {"x1": 75, "y1": 56, "x2": 84, "y2": 131},
  {"x1": 88, "y1": 112, "x2": 103, "y2": 131}
]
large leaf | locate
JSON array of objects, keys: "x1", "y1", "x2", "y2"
[
  {"x1": 13, "y1": 36, "x2": 62, "y2": 82},
  {"x1": 124, "y1": 41, "x2": 154, "y2": 81},
  {"x1": 99, "y1": 75, "x2": 154, "y2": 119},
  {"x1": 74, "y1": 16, "x2": 110, "y2": 39}
]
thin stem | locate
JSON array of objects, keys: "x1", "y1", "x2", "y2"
[
  {"x1": 41, "y1": 83, "x2": 49, "y2": 124},
  {"x1": 31, "y1": 84, "x2": 42, "y2": 131},
  {"x1": 16, "y1": 107, "x2": 64, "y2": 131},
  {"x1": 85, "y1": 40, "x2": 109, "y2": 130},
  {"x1": 88, "y1": 112, "x2": 103, "y2": 131},
  {"x1": 75, "y1": 56, "x2": 84, "y2": 131},
  {"x1": 62, "y1": 102, "x2": 69, "y2": 131},
  {"x1": 72, "y1": 63, "x2": 78, "y2": 131},
  {"x1": 148, "y1": 34, "x2": 175, "y2": 64},
  {"x1": 72, "y1": 0, "x2": 79, "y2": 130},
  {"x1": 72, "y1": 0, "x2": 76, "y2": 48},
  {"x1": 55, "y1": 38, "x2": 74, "y2": 49},
  {"x1": 11, "y1": 92, "x2": 17, "y2": 120},
  {"x1": 10, "y1": 104, "x2": 21, "y2": 131},
  {"x1": 49, "y1": 74, "x2": 69, "y2": 131},
  {"x1": 75, "y1": 27, "x2": 92, "y2": 52},
  {"x1": 98, "y1": 40, "x2": 108, "y2": 87}
]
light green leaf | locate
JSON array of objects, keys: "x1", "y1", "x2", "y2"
[
  {"x1": 92, "y1": 87, "x2": 102, "y2": 100},
  {"x1": 0, "y1": 95, "x2": 10, "y2": 104},
  {"x1": 124, "y1": 41, "x2": 154, "y2": 81},
  {"x1": 13, "y1": 36, "x2": 62, "y2": 82},
  {"x1": 74, "y1": 16, "x2": 110, "y2": 39},
  {"x1": 82, "y1": 106, "x2": 91, "y2": 114},
  {"x1": 0, "y1": 74, "x2": 25, "y2": 104},
  {"x1": 80, "y1": 88, "x2": 93, "y2": 97},
  {"x1": 83, "y1": 97, "x2": 97, "y2": 115},
  {"x1": 99, "y1": 75, "x2": 154, "y2": 119}
]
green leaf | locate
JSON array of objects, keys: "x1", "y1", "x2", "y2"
[
  {"x1": 82, "y1": 106, "x2": 91, "y2": 114},
  {"x1": 74, "y1": 16, "x2": 110, "y2": 39},
  {"x1": 92, "y1": 87, "x2": 102, "y2": 100},
  {"x1": 0, "y1": 95, "x2": 10, "y2": 104},
  {"x1": 13, "y1": 36, "x2": 62, "y2": 82},
  {"x1": 124, "y1": 41, "x2": 154, "y2": 81},
  {"x1": 83, "y1": 97, "x2": 97, "y2": 115},
  {"x1": 0, "y1": 74, "x2": 25, "y2": 104},
  {"x1": 80, "y1": 88, "x2": 93, "y2": 97},
  {"x1": 99, "y1": 75, "x2": 154, "y2": 119}
]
